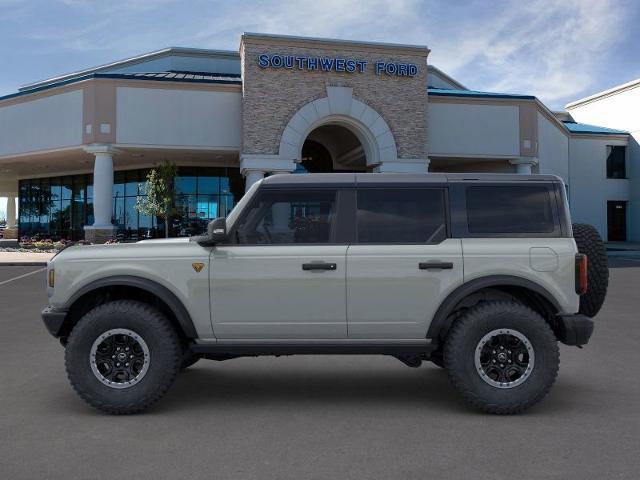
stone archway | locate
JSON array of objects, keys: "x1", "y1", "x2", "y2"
[{"x1": 278, "y1": 86, "x2": 398, "y2": 170}]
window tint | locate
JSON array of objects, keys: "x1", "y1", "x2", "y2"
[
  {"x1": 356, "y1": 188, "x2": 446, "y2": 243},
  {"x1": 466, "y1": 186, "x2": 555, "y2": 234},
  {"x1": 235, "y1": 190, "x2": 337, "y2": 244},
  {"x1": 606, "y1": 146, "x2": 626, "y2": 179}
]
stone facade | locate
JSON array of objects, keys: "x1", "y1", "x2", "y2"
[{"x1": 240, "y1": 34, "x2": 429, "y2": 161}]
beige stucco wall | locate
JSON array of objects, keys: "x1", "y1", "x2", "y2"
[{"x1": 240, "y1": 35, "x2": 429, "y2": 160}]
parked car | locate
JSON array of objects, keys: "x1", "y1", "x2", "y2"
[{"x1": 42, "y1": 173, "x2": 608, "y2": 414}]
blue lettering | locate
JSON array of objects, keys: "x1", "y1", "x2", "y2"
[
  {"x1": 283, "y1": 56, "x2": 294, "y2": 69},
  {"x1": 258, "y1": 54, "x2": 269, "y2": 68},
  {"x1": 375, "y1": 61, "x2": 385, "y2": 75},
  {"x1": 346, "y1": 59, "x2": 356, "y2": 73},
  {"x1": 408, "y1": 64, "x2": 418, "y2": 76},
  {"x1": 270, "y1": 55, "x2": 283, "y2": 68},
  {"x1": 335, "y1": 58, "x2": 346, "y2": 72},
  {"x1": 320, "y1": 57, "x2": 335, "y2": 71},
  {"x1": 398, "y1": 64, "x2": 408, "y2": 76},
  {"x1": 307, "y1": 57, "x2": 318, "y2": 70},
  {"x1": 386, "y1": 63, "x2": 397, "y2": 75},
  {"x1": 357, "y1": 60, "x2": 367, "y2": 73},
  {"x1": 296, "y1": 56, "x2": 307, "y2": 69}
]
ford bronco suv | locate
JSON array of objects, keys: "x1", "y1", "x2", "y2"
[{"x1": 42, "y1": 173, "x2": 608, "y2": 415}]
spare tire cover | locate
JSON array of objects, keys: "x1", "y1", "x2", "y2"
[{"x1": 572, "y1": 223, "x2": 609, "y2": 317}]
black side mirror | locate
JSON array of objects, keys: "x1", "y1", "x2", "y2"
[
  {"x1": 191, "y1": 217, "x2": 227, "y2": 246},
  {"x1": 207, "y1": 217, "x2": 228, "y2": 243}
]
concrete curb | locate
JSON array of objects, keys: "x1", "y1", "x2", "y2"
[{"x1": 607, "y1": 251, "x2": 640, "y2": 258}]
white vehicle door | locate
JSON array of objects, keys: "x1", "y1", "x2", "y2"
[
  {"x1": 346, "y1": 187, "x2": 464, "y2": 339},
  {"x1": 210, "y1": 187, "x2": 348, "y2": 339}
]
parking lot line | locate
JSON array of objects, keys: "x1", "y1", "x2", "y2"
[{"x1": 0, "y1": 267, "x2": 45, "y2": 287}]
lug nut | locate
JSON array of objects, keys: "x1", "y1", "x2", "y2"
[
  {"x1": 125, "y1": 363, "x2": 129, "y2": 367},
  {"x1": 116, "y1": 363, "x2": 120, "y2": 367},
  {"x1": 111, "y1": 355, "x2": 115, "y2": 359},
  {"x1": 126, "y1": 347, "x2": 129, "y2": 351}
]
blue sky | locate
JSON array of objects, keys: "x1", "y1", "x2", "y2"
[
  {"x1": 1, "y1": 0, "x2": 639, "y2": 108},
  {"x1": 1, "y1": 0, "x2": 639, "y2": 218}
]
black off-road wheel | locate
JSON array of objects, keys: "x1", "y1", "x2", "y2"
[
  {"x1": 444, "y1": 301, "x2": 559, "y2": 414},
  {"x1": 572, "y1": 223, "x2": 609, "y2": 317},
  {"x1": 65, "y1": 300, "x2": 182, "y2": 414}
]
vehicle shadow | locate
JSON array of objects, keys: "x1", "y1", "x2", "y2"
[{"x1": 154, "y1": 360, "x2": 475, "y2": 414}]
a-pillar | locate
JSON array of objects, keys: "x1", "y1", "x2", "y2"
[
  {"x1": 510, "y1": 157, "x2": 539, "y2": 175},
  {"x1": 84, "y1": 145, "x2": 118, "y2": 243}
]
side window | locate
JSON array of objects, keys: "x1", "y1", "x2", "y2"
[
  {"x1": 234, "y1": 189, "x2": 338, "y2": 244},
  {"x1": 356, "y1": 188, "x2": 447, "y2": 243},
  {"x1": 606, "y1": 145, "x2": 626, "y2": 179},
  {"x1": 466, "y1": 186, "x2": 555, "y2": 234}
]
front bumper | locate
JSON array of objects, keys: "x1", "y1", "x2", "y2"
[
  {"x1": 42, "y1": 307, "x2": 68, "y2": 338},
  {"x1": 556, "y1": 314, "x2": 594, "y2": 346}
]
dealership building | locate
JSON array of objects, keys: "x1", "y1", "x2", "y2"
[{"x1": 0, "y1": 33, "x2": 635, "y2": 243}]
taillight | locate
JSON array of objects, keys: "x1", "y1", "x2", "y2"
[{"x1": 575, "y1": 254, "x2": 588, "y2": 295}]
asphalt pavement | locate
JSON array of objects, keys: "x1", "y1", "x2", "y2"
[{"x1": 1, "y1": 259, "x2": 639, "y2": 479}]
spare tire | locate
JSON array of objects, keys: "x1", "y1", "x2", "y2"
[{"x1": 572, "y1": 223, "x2": 609, "y2": 317}]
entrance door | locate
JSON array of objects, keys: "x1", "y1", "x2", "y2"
[
  {"x1": 210, "y1": 188, "x2": 348, "y2": 339},
  {"x1": 607, "y1": 201, "x2": 627, "y2": 241},
  {"x1": 346, "y1": 187, "x2": 464, "y2": 339}
]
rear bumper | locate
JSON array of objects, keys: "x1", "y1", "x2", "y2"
[
  {"x1": 556, "y1": 314, "x2": 594, "y2": 346},
  {"x1": 42, "y1": 307, "x2": 68, "y2": 338}
]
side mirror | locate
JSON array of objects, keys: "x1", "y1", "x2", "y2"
[
  {"x1": 207, "y1": 217, "x2": 228, "y2": 244},
  {"x1": 192, "y1": 217, "x2": 227, "y2": 246}
]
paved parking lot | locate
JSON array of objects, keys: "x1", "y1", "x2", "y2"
[{"x1": 1, "y1": 260, "x2": 639, "y2": 480}]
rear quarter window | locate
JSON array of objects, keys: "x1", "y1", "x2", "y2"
[{"x1": 466, "y1": 185, "x2": 556, "y2": 234}]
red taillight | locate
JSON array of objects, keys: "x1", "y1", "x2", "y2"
[{"x1": 575, "y1": 254, "x2": 588, "y2": 295}]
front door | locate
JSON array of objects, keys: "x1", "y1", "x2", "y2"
[
  {"x1": 210, "y1": 188, "x2": 348, "y2": 339},
  {"x1": 346, "y1": 187, "x2": 464, "y2": 339},
  {"x1": 607, "y1": 201, "x2": 627, "y2": 241}
]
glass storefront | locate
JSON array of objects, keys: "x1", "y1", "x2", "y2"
[{"x1": 19, "y1": 167, "x2": 243, "y2": 241}]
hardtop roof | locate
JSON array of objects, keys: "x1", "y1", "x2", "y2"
[{"x1": 261, "y1": 172, "x2": 563, "y2": 187}]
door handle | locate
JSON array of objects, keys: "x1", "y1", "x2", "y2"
[
  {"x1": 302, "y1": 262, "x2": 337, "y2": 271},
  {"x1": 419, "y1": 261, "x2": 453, "y2": 270}
]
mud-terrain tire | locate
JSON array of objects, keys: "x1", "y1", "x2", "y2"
[
  {"x1": 444, "y1": 301, "x2": 559, "y2": 414},
  {"x1": 65, "y1": 300, "x2": 182, "y2": 414},
  {"x1": 573, "y1": 223, "x2": 609, "y2": 317}
]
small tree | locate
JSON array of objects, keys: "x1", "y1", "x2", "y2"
[{"x1": 136, "y1": 161, "x2": 178, "y2": 238}]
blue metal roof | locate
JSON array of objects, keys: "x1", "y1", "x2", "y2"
[
  {"x1": 0, "y1": 71, "x2": 242, "y2": 102},
  {"x1": 428, "y1": 87, "x2": 535, "y2": 100},
  {"x1": 562, "y1": 121, "x2": 628, "y2": 135}
]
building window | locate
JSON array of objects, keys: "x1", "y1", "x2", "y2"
[
  {"x1": 606, "y1": 146, "x2": 626, "y2": 179},
  {"x1": 18, "y1": 167, "x2": 242, "y2": 242}
]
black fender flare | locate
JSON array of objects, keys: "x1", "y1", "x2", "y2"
[
  {"x1": 65, "y1": 275, "x2": 198, "y2": 338},
  {"x1": 426, "y1": 275, "x2": 561, "y2": 340}
]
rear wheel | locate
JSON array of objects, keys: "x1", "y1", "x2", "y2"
[
  {"x1": 65, "y1": 300, "x2": 182, "y2": 414},
  {"x1": 572, "y1": 223, "x2": 609, "y2": 317},
  {"x1": 444, "y1": 301, "x2": 559, "y2": 414}
]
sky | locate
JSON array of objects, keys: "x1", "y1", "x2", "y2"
[{"x1": 1, "y1": 0, "x2": 639, "y2": 217}]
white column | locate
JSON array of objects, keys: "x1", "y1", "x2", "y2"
[
  {"x1": 6, "y1": 195, "x2": 16, "y2": 229},
  {"x1": 244, "y1": 170, "x2": 265, "y2": 193},
  {"x1": 510, "y1": 157, "x2": 538, "y2": 175},
  {"x1": 89, "y1": 148, "x2": 115, "y2": 226}
]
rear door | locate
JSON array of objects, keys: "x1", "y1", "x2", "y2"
[
  {"x1": 210, "y1": 187, "x2": 349, "y2": 339},
  {"x1": 346, "y1": 187, "x2": 463, "y2": 339}
]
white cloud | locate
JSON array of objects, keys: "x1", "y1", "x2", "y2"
[{"x1": 5, "y1": 0, "x2": 634, "y2": 109}]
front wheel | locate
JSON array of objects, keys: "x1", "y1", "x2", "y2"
[
  {"x1": 65, "y1": 300, "x2": 182, "y2": 414},
  {"x1": 444, "y1": 301, "x2": 559, "y2": 414}
]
